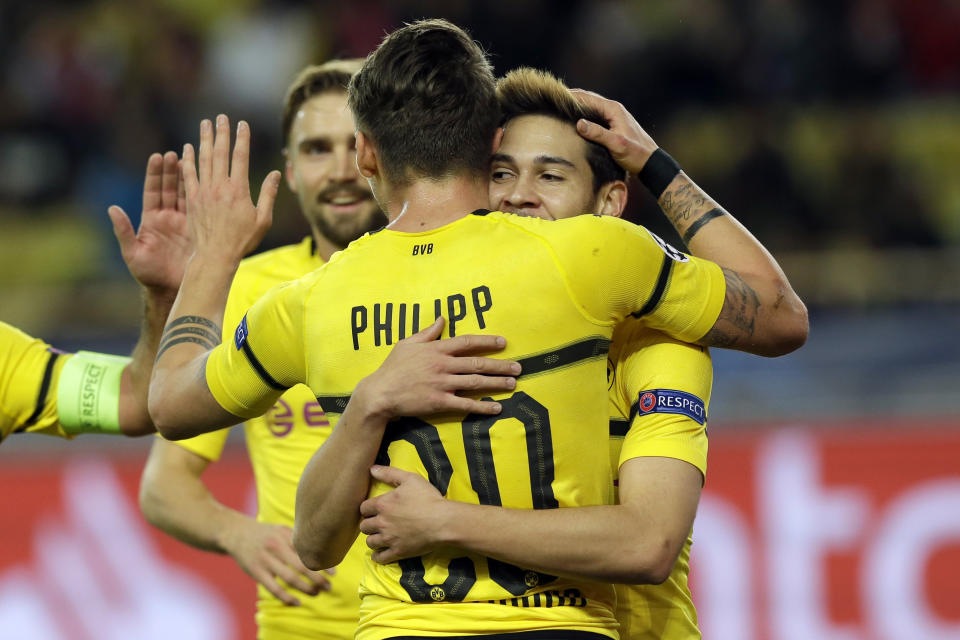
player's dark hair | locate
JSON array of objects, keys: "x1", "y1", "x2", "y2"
[
  {"x1": 497, "y1": 67, "x2": 627, "y2": 193},
  {"x1": 348, "y1": 19, "x2": 500, "y2": 185},
  {"x1": 281, "y1": 59, "x2": 363, "y2": 148}
]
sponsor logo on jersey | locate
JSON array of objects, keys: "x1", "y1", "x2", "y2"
[
  {"x1": 648, "y1": 231, "x2": 690, "y2": 262},
  {"x1": 636, "y1": 388, "x2": 706, "y2": 424},
  {"x1": 234, "y1": 315, "x2": 248, "y2": 350}
]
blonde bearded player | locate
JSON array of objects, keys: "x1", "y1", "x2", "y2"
[
  {"x1": 138, "y1": 60, "x2": 386, "y2": 640},
  {"x1": 147, "y1": 20, "x2": 805, "y2": 640},
  {"x1": 1, "y1": 152, "x2": 190, "y2": 444},
  {"x1": 356, "y1": 68, "x2": 782, "y2": 639}
]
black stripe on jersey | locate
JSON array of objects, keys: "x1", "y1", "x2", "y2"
[
  {"x1": 20, "y1": 350, "x2": 61, "y2": 430},
  {"x1": 241, "y1": 341, "x2": 287, "y2": 391},
  {"x1": 313, "y1": 337, "x2": 610, "y2": 414},
  {"x1": 390, "y1": 630, "x2": 607, "y2": 638},
  {"x1": 315, "y1": 394, "x2": 351, "y2": 414},
  {"x1": 470, "y1": 209, "x2": 492, "y2": 216},
  {"x1": 516, "y1": 337, "x2": 611, "y2": 380},
  {"x1": 632, "y1": 254, "x2": 674, "y2": 318},
  {"x1": 609, "y1": 418, "x2": 629, "y2": 437}
]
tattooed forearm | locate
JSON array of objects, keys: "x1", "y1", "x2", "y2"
[
  {"x1": 658, "y1": 175, "x2": 710, "y2": 225},
  {"x1": 681, "y1": 207, "x2": 727, "y2": 245},
  {"x1": 700, "y1": 267, "x2": 760, "y2": 349},
  {"x1": 156, "y1": 315, "x2": 221, "y2": 361}
]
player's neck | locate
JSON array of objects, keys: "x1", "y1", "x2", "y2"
[{"x1": 383, "y1": 175, "x2": 490, "y2": 232}]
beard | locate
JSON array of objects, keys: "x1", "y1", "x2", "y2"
[{"x1": 311, "y1": 201, "x2": 388, "y2": 249}]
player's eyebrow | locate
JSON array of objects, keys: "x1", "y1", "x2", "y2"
[
  {"x1": 491, "y1": 153, "x2": 515, "y2": 164},
  {"x1": 533, "y1": 154, "x2": 576, "y2": 168}
]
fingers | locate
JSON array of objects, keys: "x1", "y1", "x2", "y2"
[
  {"x1": 576, "y1": 118, "x2": 617, "y2": 148},
  {"x1": 160, "y1": 151, "x2": 180, "y2": 211},
  {"x1": 370, "y1": 464, "x2": 424, "y2": 488},
  {"x1": 359, "y1": 498, "x2": 379, "y2": 519},
  {"x1": 274, "y1": 540, "x2": 328, "y2": 595},
  {"x1": 177, "y1": 160, "x2": 186, "y2": 213},
  {"x1": 437, "y1": 333, "x2": 507, "y2": 356},
  {"x1": 371, "y1": 547, "x2": 398, "y2": 565},
  {"x1": 232, "y1": 120, "x2": 250, "y2": 188},
  {"x1": 256, "y1": 571, "x2": 302, "y2": 606},
  {"x1": 181, "y1": 144, "x2": 199, "y2": 202},
  {"x1": 107, "y1": 206, "x2": 135, "y2": 256},
  {"x1": 570, "y1": 88, "x2": 617, "y2": 120},
  {"x1": 447, "y1": 355, "x2": 521, "y2": 377},
  {"x1": 142, "y1": 152, "x2": 164, "y2": 212},
  {"x1": 256, "y1": 170, "x2": 282, "y2": 223},
  {"x1": 407, "y1": 317, "x2": 445, "y2": 343},
  {"x1": 198, "y1": 119, "x2": 213, "y2": 184},
  {"x1": 439, "y1": 394, "x2": 503, "y2": 415},
  {"x1": 212, "y1": 114, "x2": 230, "y2": 181}
]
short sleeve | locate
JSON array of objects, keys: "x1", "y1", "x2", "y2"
[
  {"x1": 169, "y1": 427, "x2": 230, "y2": 462},
  {"x1": 0, "y1": 322, "x2": 72, "y2": 440},
  {"x1": 205, "y1": 278, "x2": 308, "y2": 420},
  {"x1": 547, "y1": 216, "x2": 725, "y2": 343},
  {"x1": 610, "y1": 322, "x2": 712, "y2": 479}
]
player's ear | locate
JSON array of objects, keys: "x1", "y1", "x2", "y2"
[
  {"x1": 283, "y1": 148, "x2": 297, "y2": 192},
  {"x1": 595, "y1": 180, "x2": 628, "y2": 218},
  {"x1": 356, "y1": 131, "x2": 378, "y2": 179},
  {"x1": 491, "y1": 127, "x2": 504, "y2": 154}
]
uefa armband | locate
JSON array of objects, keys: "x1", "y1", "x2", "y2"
[{"x1": 57, "y1": 351, "x2": 131, "y2": 434}]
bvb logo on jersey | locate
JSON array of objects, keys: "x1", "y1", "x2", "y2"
[
  {"x1": 430, "y1": 586, "x2": 446, "y2": 601},
  {"x1": 524, "y1": 571, "x2": 540, "y2": 588}
]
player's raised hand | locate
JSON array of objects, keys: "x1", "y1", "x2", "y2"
[
  {"x1": 359, "y1": 465, "x2": 447, "y2": 564},
  {"x1": 181, "y1": 114, "x2": 281, "y2": 265},
  {"x1": 358, "y1": 317, "x2": 521, "y2": 419},
  {"x1": 108, "y1": 151, "x2": 192, "y2": 298},
  {"x1": 221, "y1": 518, "x2": 335, "y2": 607},
  {"x1": 571, "y1": 89, "x2": 658, "y2": 174}
]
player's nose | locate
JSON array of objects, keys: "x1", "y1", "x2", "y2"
[
  {"x1": 503, "y1": 176, "x2": 540, "y2": 210},
  {"x1": 330, "y1": 147, "x2": 359, "y2": 182}
]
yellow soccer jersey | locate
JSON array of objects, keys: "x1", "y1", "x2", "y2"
[
  {"x1": 607, "y1": 319, "x2": 712, "y2": 640},
  {"x1": 0, "y1": 321, "x2": 72, "y2": 442},
  {"x1": 174, "y1": 238, "x2": 364, "y2": 640},
  {"x1": 206, "y1": 211, "x2": 725, "y2": 639}
]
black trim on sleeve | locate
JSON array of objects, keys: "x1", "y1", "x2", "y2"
[
  {"x1": 240, "y1": 341, "x2": 288, "y2": 391},
  {"x1": 21, "y1": 351, "x2": 61, "y2": 430},
  {"x1": 631, "y1": 255, "x2": 673, "y2": 318},
  {"x1": 609, "y1": 418, "x2": 630, "y2": 437},
  {"x1": 315, "y1": 394, "x2": 352, "y2": 414}
]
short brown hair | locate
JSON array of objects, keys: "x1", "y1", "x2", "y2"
[
  {"x1": 497, "y1": 68, "x2": 627, "y2": 192},
  {"x1": 281, "y1": 59, "x2": 364, "y2": 148},
  {"x1": 348, "y1": 19, "x2": 500, "y2": 184}
]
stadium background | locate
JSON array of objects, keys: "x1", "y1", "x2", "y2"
[{"x1": 0, "y1": 1, "x2": 957, "y2": 638}]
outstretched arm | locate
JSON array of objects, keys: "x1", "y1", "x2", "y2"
[
  {"x1": 147, "y1": 115, "x2": 281, "y2": 438},
  {"x1": 107, "y1": 151, "x2": 192, "y2": 435},
  {"x1": 573, "y1": 89, "x2": 808, "y2": 357},
  {"x1": 293, "y1": 318, "x2": 519, "y2": 571}
]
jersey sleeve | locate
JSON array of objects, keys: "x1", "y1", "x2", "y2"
[
  {"x1": 168, "y1": 427, "x2": 230, "y2": 462},
  {"x1": 611, "y1": 322, "x2": 712, "y2": 479},
  {"x1": 548, "y1": 215, "x2": 725, "y2": 343},
  {"x1": 205, "y1": 277, "x2": 309, "y2": 420},
  {"x1": 0, "y1": 322, "x2": 72, "y2": 441}
]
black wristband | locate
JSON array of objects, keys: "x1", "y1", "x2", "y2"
[{"x1": 637, "y1": 148, "x2": 681, "y2": 199}]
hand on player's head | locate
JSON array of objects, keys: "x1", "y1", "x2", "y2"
[
  {"x1": 181, "y1": 115, "x2": 281, "y2": 265},
  {"x1": 570, "y1": 89, "x2": 657, "y2": 175}
]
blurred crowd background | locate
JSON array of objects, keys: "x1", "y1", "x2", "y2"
[{"x1": 1, "y1": 0, "x2": 958, "y2": 426}]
